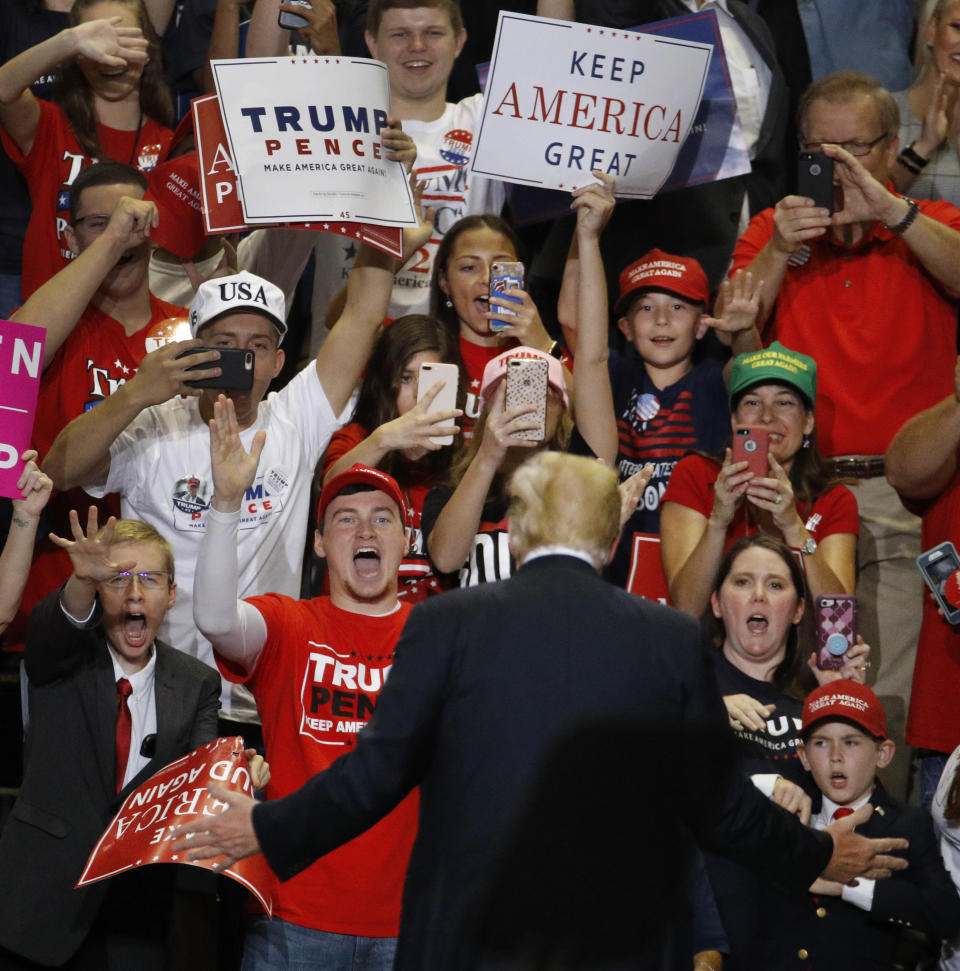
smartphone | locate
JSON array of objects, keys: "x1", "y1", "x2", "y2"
[
  {"x1": 278, "y1": 0, "x2": 311, "y2": 29},
  {"x1": 797, "y1": 150, "x2": 835, "y2": 212},
  {"x1": 176, "y1": 347, "x2": 254, "y2": 390},
  {"x1": 505, "y1": 357, "x2": 548, "y2": 441},
  {"x1": 732, "y1": 426, "x2": 770, "y2": 477},
  {"x1": 815, "y1": 594, "x2": 858, "y2": 671},
  {"x1": 489, "y1": 261, "x2": 524, "y2": 332},
  {"x1": 417, "y1": 361, "x2": 459, "y2": 446},
  {"x1": 918, "y1": 541, "x2": 960, "y2": 625}
]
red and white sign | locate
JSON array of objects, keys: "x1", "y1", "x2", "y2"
[
  {"x1": 192, "y1": 94, "x2": 404, "y2": 258},
  {"x1": 77, "y1": 736, "x2": 275, "y2": 913},
  {"x1": 0, "y1": 319, "x2": 45, "y2": 499},
  {"x1": 625, "y1": 533, "x2": 670, "y2": 605}
]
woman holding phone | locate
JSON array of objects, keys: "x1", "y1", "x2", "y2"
[
  {"x1": 321, "y1": 315, "x2": 462, "y2": 602},
  {"x1": 660, "y1": 343, "x2": 857, "y2": 618}
]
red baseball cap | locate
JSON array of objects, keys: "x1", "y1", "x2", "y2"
[
  {"x1": 316, "y1": 464, "x2": 408, "y2": 527},
  {"x1": 614, "y1": 248, "x2": 709, "y2": 316},
  {"x1": 144, "y1": 153, "x2": 206, "y2": 260},
  {"x1": 801, "y1": 680, "x2": 888, "y2": 740}
]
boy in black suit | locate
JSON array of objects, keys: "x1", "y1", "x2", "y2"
[{"x1": 768, "y1": 680, "x2": 960, "y2": 969}]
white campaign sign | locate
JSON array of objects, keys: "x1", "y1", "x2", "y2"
[
  {"x1": 212, "y1": 57, "x2": 417, "y2": 225},
  {"x1": 471, "y1": 13, "x2": 712, "y2": 198}
]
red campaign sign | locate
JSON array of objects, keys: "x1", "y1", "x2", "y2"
[
  {"x1": 0, "y1": 319, "x2": 45, "y2": 500},
  {"x1": 77, "y1": 736, "x2": 275, "y2": 913},
  {"x1": 192, "y1": 94, "x2": 404, "y2": 258},
  {"x1": 625, "y1": 532, "x2": 670, "y2": 605}
]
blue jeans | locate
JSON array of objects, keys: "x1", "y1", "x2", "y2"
[
  {"x1": 241, "y1": 915, "x2": 397, "y2": 971},
  {"x1": 917, "y1": 751, "x2": 949, "y2": 811}
]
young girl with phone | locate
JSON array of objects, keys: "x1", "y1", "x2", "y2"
[
  {"x1": 430, "y1": 213, "x2": 567, "y2": 439},
  {"x1": 0, "y1": 0, "x2": 173, "y2": 298},
  {"x1": 660, "y1": 343, "x2": 858, "y2": 617},
  {"x1": 321, "y1": 314, "x2": 463, "y2": 602},
  {"x1": 423, "y1": 176, "x2": 620, "y2": 587}
]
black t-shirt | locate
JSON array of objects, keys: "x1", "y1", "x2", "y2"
[{"x1": 0, "y1": 0, "x2": 69, "y2": 273}]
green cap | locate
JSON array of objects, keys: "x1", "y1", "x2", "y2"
[{"x1": 729, "y1": 342, "x2": 817, "y2": 407}]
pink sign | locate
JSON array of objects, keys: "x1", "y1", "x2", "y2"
[
  {"x1": 77, "y1": 736, "x2": 275, "y2": 913},
  {"x1": 0, "y1": 319, "x2": 45, "y2": 500}
]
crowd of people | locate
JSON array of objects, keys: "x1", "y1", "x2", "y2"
[{"x1": 2, "y1": 0, "x2": 960, "y2": 968}]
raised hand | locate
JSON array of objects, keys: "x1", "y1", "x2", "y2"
[
  {"x1": 570, "y1": 170, "x2": 615, "y2": 240},
  {"x1": 477, "y1": 380, "x2": 541, "y2": 467},
  {"x1": 702, "y1": 269, "x2": 763, "y2": 340},
  {"x1": 709, "y1": 449, "x2": 752, "y2": 527},
  {"x1": 12, "y1": 450, "x2": 53, "y2": 519},
  {"x1": 402, "y1": 175, "x2": 434, "y2": 263},
  {"x1": 770, "y1": 195, "x2": 831, "y2": 255},
  {"x1": 745, "y1": 454, "x2": 799, "y2": 532},
  {"x1": 209, "y1": 394, "x2": 266, "y2": 511},
  {"x1": 723, "y1": 693, "x2": 775, "y2": 732},
  {"x1": 71, "y1": 16, "x2": 148, "y2": 67},
  {"x1": 286, "y1": 0, "x2": 339, "y2": 55},
  {"x1": 101, "y1": 196, "x2": 159, "y2": 254},
  {"x1": 376, "y1": 381, "x2": 461, "y2": 457},
  {"x1": 809, "y1": 635, "x2": 871, "y2": 686},
  {"x1": 49, "y1": 507, "x2": 135, "y2": 584},
  {"x1": 381, "y1": 117, "x2": 417, "y2": 173},
  {"x1": 617, "y1": 464, "x2": 652, "y2": 529}
]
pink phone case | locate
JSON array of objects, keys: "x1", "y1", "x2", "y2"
[
  {"x1": 505, "y1": 358, "x2": 547, "y2": 441},
  {"x1": 815, "y1": 595, "x2": 858, "y2": 670}
]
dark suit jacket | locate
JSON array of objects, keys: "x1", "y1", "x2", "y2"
[
  {"x1": 0, "y1": 589, "x2": 221, "y2": 966},
  {"x1": 759, "y1": 783, "x2": 960, "y2": 970},
  {"x1": 253, "y1": 555, "x2": 833, "y2": 969}
]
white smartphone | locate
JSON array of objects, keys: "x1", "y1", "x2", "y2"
[{"x1": 417, "y1": 362, "x2": 459, "y2": 446}]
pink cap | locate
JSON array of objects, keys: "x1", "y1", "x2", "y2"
[{"x1": 478, "y1": 346, "x2": 569, "y2": 411}]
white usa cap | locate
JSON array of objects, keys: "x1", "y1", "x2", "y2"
[{"x1": 189, "y1": 271, "x2": 287, "y2": 344}]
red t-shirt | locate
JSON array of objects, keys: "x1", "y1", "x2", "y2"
[
  {"x1": 459, "y1": 337, "x2": 504, "y2": 439},
  {"x1": 218, "y1": 594, "x2": 418, "y2": 935},
  {"x1": 730, "y1": 200, "x2": 960, "y2": 456},
  {"x1": 661, "y1": 453, "x2": 859, "y2": 557},
  {"x1": 1, "y1": 99, "x2": 170, "y2": 297},
  {"x1": 322, "y1": 422, "x2": 447, "y2": 601},
  {"x1": 3, "y1": 294, "x2": 184, "y2": 652},
  {"x1": 905, "y1": 468, "x2": 960, "y2": 753}
]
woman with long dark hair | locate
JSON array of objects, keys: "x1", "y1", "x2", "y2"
[
  {"x1": 0, "y1": 0, "x2": 173, "y2": 297},
  {"x1": 321, "y1": 314, "x2": 462, "y2": 601},
  {"x1": 661, "y1": 342, "x2": 858, "y2": 617}
]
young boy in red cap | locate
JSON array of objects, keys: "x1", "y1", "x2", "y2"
[
  {"x1": 759, "y1": 680, "x2": 960, "y2": 968},
  {"x1": 603, "y1": 249, "x2": 762, "y2": 591}
]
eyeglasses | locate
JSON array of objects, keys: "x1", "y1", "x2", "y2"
[
  {"x1": 800, "y1": 133, "x2": 890, "y2": 157},
  {"x1": 104, "y1": 571, "x2": 171, "y2": 590},
  {"x1": 73, "y1": 214, "x2": 112, "y2": 233}
]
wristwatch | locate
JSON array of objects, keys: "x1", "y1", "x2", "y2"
[{"x1": 800, "y1": 536, "x2": 818, "y2": 555}]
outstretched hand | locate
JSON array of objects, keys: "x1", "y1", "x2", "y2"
[
  {"x1": 172, "y1": 781, "x2": 261, "y2": 872},
  {"x1": 821, "y1": 803, "x2": 909, "y2": 883},
  {"x1": 617, "y1": 464, "x2": 652, "y2": 529},
  {"x1": 49, "y1": 507, "x2": 135, "y2": 584},
  {"x1": 12, "y1": 450, "x2": 53, "y2": 519},
  {"x1": 209, "y1": 395, "x2": 266, "y2": 512}
]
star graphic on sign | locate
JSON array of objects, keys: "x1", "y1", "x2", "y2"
[
  {"x1": 121, "y1": 364, "x2": 130, "y2": 374},
  {"x1": 340, "y1": 227, "x2": 347, "y2": 233},
  {"x1": 470, "y1": 378, "x2": 480, "y2": 389},
  {"x1": 57, "y1": 190, "x2": 70, "y2": 209},
  {"x1": 114, "y1": 359, "x2": 122, "y2": 369},
  {"x1": 323, "y1": 223, "x2": 329, "y2": 230}
]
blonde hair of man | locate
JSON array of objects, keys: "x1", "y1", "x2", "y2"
[{"x1": 507, "y1": 452, "x2": 620, "y2": 568}]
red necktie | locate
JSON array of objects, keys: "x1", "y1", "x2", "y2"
[
  {"x1": 832, "y1": 806, "x2": 855, "y2": 821},
  {"x1": 116, "y1": 678, "x2": 133, "y2": 793}
]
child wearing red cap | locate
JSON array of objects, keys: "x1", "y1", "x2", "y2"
[
  {"x1": 597, "y1": 247, "x2": 764, "y2": 593},
  {"x1": 753, "y1": 680, "x2": 960, "y2": 969}
]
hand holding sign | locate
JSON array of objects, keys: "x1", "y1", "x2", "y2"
[{"x1": 11, "y1": 450, "x2": 52, "y2": 519}]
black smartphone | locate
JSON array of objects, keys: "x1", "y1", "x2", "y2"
[
  {"x1": 797, "y1": 150, "x2": 835, "y2": 212},
  {"x1": 177, "y1": 347, "x2": 254, "y2": 390},
  {"x1": 278, "y1": 0, "x2": 311, "y2": 29}
]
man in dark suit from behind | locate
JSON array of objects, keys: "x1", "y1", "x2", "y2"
[
  {"x1": 177, "y1": 451, "x2": 910, "y2": 970},
  {"x1": 0, "y1": 513, "x2": 221, "y2": 970}
]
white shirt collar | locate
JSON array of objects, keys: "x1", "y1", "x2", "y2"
[
  {"x1": 679, "y1": 0, "x2": 731, "y2": 13},
  {"x1": 521, "y1": 545, "x2": 598, "y2": 569},
  {"x1": 109, "y1": 643, "x2": 157, "y2": 692},
  {"x1": 813, "y1": 789, "x2": 873, "y2": 830}
]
